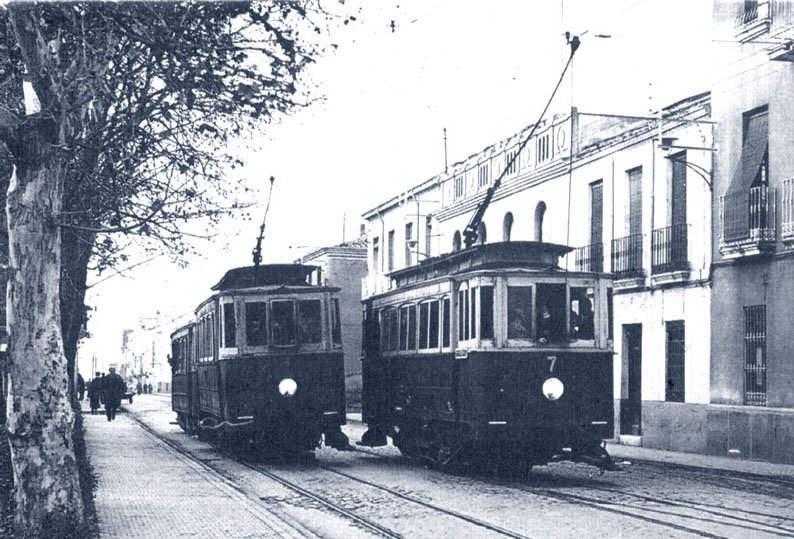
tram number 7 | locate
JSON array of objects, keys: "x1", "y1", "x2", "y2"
[{"x1": 547, "y1": 356, "x2": 557, "y2": 373}]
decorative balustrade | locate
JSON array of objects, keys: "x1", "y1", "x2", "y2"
[
  {"x1": 782, "y1": 178, "x2": 794, "y2": 242},
  {"x1": 720, "y1": 186, "x2": 776, "y2": 257},
  {"x1": 574, "y1": 242, "x2": 604, "y2": 272},
  {"x1": 651, "y1": 224, "x2": 689, "y2": 274}
]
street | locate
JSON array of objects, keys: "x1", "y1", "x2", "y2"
[{"x1": 84, "y1": 395, "x2": 794, "y2": 539}]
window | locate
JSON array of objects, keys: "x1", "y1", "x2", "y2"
[
  {"x1": 628, "y1": 167, "x2": 643, "y2": 236},
  {"x1": 458, "y1": 288, "x2": 470, "y2": 341},
  {"x1": 405, "y1": 222, "x2": 413, "y2": 266},
  {"x1": 442, "y1": 297, "x2": 451, "y2": 348},
  {"x1": 536, "y1": 283, "x2": 566, "y2": 343},
  {"x1": 454, "y1": 175, "x2": 465, "y2": 199},
  {"x1": 503, "y1": 212, "x2": 514, "y2": 242},
  {"x1": 744, "y1": 305, "x2": 766, "y2": 406},
  {"x1": 245, "y1": 302, "x2": 268, "y2": 346},
  {"x1": 418, "y1": 300, "x2": 440, "y2": 350},
  {"x1": 388, "y1": 308, "x2": 398, "y2": 352},
  {"x1": 298, "y1": 300, "x2": 322, "y2": 344},
  {"x1": 223, "y1": 303, "x2": 236, "y2": 348},
  {"x1": 372, "y1": 237, "x2": 380, "y2": 272},
  {"x1": 453, "y1": 231, "x2": 462, "y2": 252},
  {"x1": 607, "y1": 288, "x2": 614, "y2": 340},
  {"x1": 591, "y1": 180, "x2": 603, "y2": 248},
  {"x1": 507, "y1": 286, "x2": 532, "y2": 339},
  {"x1": 537, "y1": 132, "x2": 551, "y2": 163},
  {"x1": 331, "y1": 298, "x2": 342, "y2": 345},
  {"x1": 272, "y1": 300, "x2": 296, "y2": 346},
  {"x1": 398, "y1": 305, "x2": 416, "y2": 351},
  {"x1": 570, "y1": 287, "x2": 595, "y2": 340},
  {"x1": 480, "y1": 286, "x2": 494, "y2": 339},
  {"x1": 478, "y1": 163, "x2": 490, "y2": 188},
  {"x1": 387, "y1": 230, "x2": 395, "y2": 271},
  {"x1": 665, "y1": 320, "x2": 685, "y2": 402},
  {"x1": 425, "y1": 216, "x2": 433, "y2": 259},
  {"x1": 476, "y1": 222, "x2": 487, "y2": 245}
]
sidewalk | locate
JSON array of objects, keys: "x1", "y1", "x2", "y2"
[
  {"x1": 81, "y1": 400, "x2": 303, "y2": 538},
  {"x1": 345, "y1": 412, "x2": 794, "y2": 479}
]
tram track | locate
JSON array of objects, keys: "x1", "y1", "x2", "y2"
[
  {"x1": 127, "y1": 414, "x2": 397, "y2": 539},
  {"x1": 130, "y1": 412, "x2": 539, "y2": 539}
]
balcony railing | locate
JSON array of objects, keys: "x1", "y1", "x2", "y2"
[
  {"x1": 736, "y1": 2, "x2": 760, "y2": 27},
  {"x1": 782, "y1": 178, "x2": 794, "y2": 242},
  {"x1": 574, "y1": 242, "x2": 604, "y2": 272},
  {"x1": 651, "y1": 224, "x2": 689, "y2": 274},
  {"x1": 720, "y1": 186, "x2": 776, "y2": 257},
  {"x1": 735, "y1": 1, "x2": 772, "y2": 41},
  {"x1": 611, "y1": 234, "x2": 643, "y2": 276}
]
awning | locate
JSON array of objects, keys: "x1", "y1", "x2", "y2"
[{"x1": 724, "y1": 111, "x2": 768, "y2": 241}]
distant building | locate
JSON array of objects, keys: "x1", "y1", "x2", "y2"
[
  {"x1": 299, "y1": 235, "x2": 368, "y2": 406},
  {"x1": 710, "y1": 0, "x2": 794, "y2": 463},
  {"x1": 362, "y1": 93, "x2": 714, "y2": 454}
]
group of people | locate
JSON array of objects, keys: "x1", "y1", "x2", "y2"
[
  {"x1": 78, "y1": 367, "x2": 127, "y2": 421},
  {"x1": 136, "y1": 382, "x2": 154, "y2": 395}
]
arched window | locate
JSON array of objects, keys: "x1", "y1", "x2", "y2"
[
  {"x1": 503, "y1": 212, "x2": 514, "y2": 241},
  {"x1": 453, "y1": 231, "x2": 462, "y2": 252},
  {"x1": 534, "y1": 202, "x2": 546, "y2": 242},
  {"x1": 477, "y1": 222, "x2": 487, "y2": 245}
]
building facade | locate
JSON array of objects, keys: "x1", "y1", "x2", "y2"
[
  {"x1": 362, "y1": 94, "x2": 715, "y2": 454},
  {"x1": 709, "y1": 0, "x2": 794, "y2": 463},
  {"x1": 299, "y1": 237, "x2": 368, "y2": 406}
]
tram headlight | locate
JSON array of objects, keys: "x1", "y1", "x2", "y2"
[
  {"x1": 542, "y1": 377, "x2": 564, "y2": 401},
  {"x1": 278, "y1": 378, "x2": 298, "y2": 397}
]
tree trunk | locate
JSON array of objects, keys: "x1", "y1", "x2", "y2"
[
  {"x1": 60, "y1": 227, "x2": 95, "y2": 395},
  {"x1": 5, "y1": 119, "x2": 84, "y2": 537}
]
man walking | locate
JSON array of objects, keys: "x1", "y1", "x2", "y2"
[
  {"x1": 103, "y1": 367, "x2": 126, "y2": 422},
  {"x1": 88, "y1": 372, "x2": 103, "y2": 414}
]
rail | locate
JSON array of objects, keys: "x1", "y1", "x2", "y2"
[
  {"x1": 651, "y1": 224, "x2": 688, "y2": 274},
  {"x1": 611, "y1": 234, "x2": 643, "y2": 276}
]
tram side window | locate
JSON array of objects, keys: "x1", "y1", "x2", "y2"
[
  {"x1": 246, "y1": 302, "x2": 268, "y2": 346},
  {"x1": 570, "y1": 287, "x2": 595, "y2": 340},
  {"x1": 298, "y1": 300, "x2": 322, "y2": 344},
  {"x1": 458, "y1": 289, "x2": 471, "y2": 341},
  {"x1": 399, "y1": 305, "x2": 416, "y2": 351},
  {"x1": 388, "y1": 308, "x2": 399, "y2": 351},
  {"x1": 408, "y1": 305, "x2": 417, "y2": 350},
  {"x1": 419, "y1": 302, "x2": 429, "y2": 349},
  {"x1": 507, "y1": 286, "x2": 532, "y2": 339},
  {"x1": 272, "y1": 300, "x2": 296, "y2": 346},
  {"x1": 536, "y1": 283, "x2": 566, "y2": 343},
  {"x1": 442, "y1": 297, "x2": 450, "y2": 348},
  {"x1": 331, "y1": 298, "x2": 342, "y2": 345},
  {"x1": 380, "y1": 308, "x2": 390, "y2": 351},
  {"x1": 429, "y1": 300, "x2": 440, "y2": 348},
  {"x1": 223, "y1": 303, "x2": 236, "y2": 348},
  {"x1": 480, "y1": 286, "x2": 494, "y2": 339}
]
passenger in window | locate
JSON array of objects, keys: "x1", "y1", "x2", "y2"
[
  {"x1": 571, "y1": 297, "x2": 594, "y2": 339},
  {"x1": 537, "y1": 303, "x2": 565, "y2": 344}
]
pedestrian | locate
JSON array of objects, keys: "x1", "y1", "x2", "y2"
[
  {"x1": 147, "y1": 383, "x2": 153, "y2": 394},
  {"x1": 76, "y1": 372, "x2": 85, "y2": 401},
  {"x1": 103, "y1": 366, "x2": 126, "y2": 422},
  {"x1": 88, "y1": 372, "x2": 102, "y2": 415},
  {"x1": 136, "y1": 381, "x2": 142, "y2": 395}
]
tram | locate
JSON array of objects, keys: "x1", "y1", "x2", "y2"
[
  {"x1": 359, "y1": 241, "x2": 617, "y2": 471},
  {"x1": 170, "y1": 263, "x2": 350, "y2": 454}
]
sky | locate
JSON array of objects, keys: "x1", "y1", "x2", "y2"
[{"x1": 78, "y1": 0, "x2": 713, "y2": 372}]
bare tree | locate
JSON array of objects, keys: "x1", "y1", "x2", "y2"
[{"x1": 0, "y1": 2, "x2": 343, "y2": 536}]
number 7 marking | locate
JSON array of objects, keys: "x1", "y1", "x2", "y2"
[{"x1": 547, "y1": 356, "x2": 557, "y2": 373}]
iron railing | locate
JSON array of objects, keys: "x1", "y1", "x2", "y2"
[
  {"x1": 574, "y1": 242, "x2": 604, "y2": 272},
  {"x1": 744, "y1": 305, "x2": 767, "y2": 406},
  {"x1": 611, "y1": 234, "x2": 643, "y2": 276},
  {"x1": 651, "y1": 224, "x2": 689, "y2": 274},
  {"x1": 721, "y1": 185, "x2": 776, "y2": 244},
  {"x1": 782, "y1": 178, "x2": 794, "y2": 240}
]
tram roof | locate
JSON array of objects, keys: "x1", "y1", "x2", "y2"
[
  {"x1": 211, "y1": 264, "x2": 318, "y2": 291},
  {"x1": 389, "y1": 241, "x2": 572, "y2": 285}
]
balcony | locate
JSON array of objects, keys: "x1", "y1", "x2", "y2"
[
  {"x1": 782, "y1": 178, "x2": 794, "y2": 245},
  {"x1": 651, "y1": 224, "x2": 689, "y2": 282},
  {"x1": 720, "y1": 186, "x2": 776, "y2": 258},
  {"x1": 611, "y1": 234, "x2": 644, "y2": 288},
  {"x1": 574, "y1": 242, "x2": 604, "y2": 272},
  {"x1": 735, "y1": 1, "x2": 771, "y2": 42}
]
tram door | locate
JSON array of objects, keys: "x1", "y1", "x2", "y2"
[{"x1": 620, "y1": 324, "x2": 642, "y2": 436}]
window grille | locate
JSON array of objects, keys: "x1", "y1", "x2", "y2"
[
  {"x1": 744, "y1": 305, "x2": 767, "y2": 406},
  {"x1": 454, "y1": 175, "x2": 465, "y2": 199},
  {"x1": 665, "y1": 320, "x2": 685, "y2": 402},
  {"x1": 478, "y1": 163, "x2": 490, "y2": 188}
]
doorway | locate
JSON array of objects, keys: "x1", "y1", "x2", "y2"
[{"x1": 620, "y1": 324, "x2": 642, "y2": 436}]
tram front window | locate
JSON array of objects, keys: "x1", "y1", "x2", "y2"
[
  {"x1": 507, "y1": 286, "x2": 532, "y2": 339},
  {"x1": 272, "y1": 300, "x2": 296, "y2": 345},
  {"x1": 570, "y1": 287, "x2": 595, "y2": 340},
  {"x1": 246, "y1": 302, "x2": 268, "y2": 346},
  {"x1": 536, "y1": 283, "x2": 566, "y2": 344},
  {"x1": 298, "y1": 300, "x2": 322, "y2": 344}
]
